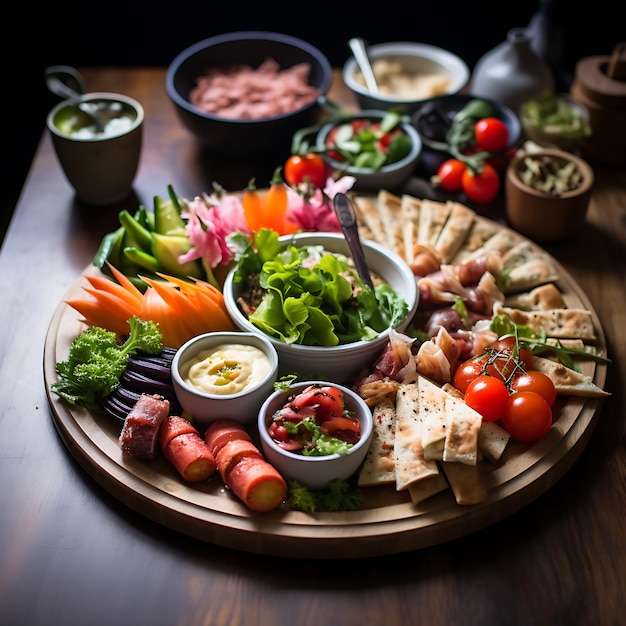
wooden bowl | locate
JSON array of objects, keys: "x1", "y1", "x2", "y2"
[{"x1": 505, "y1": 148, "x2": 594, "y2": 243}]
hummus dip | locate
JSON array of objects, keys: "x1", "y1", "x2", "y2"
[{"x1": 184, "y1": 343, "x2": 272, "y2": 395}]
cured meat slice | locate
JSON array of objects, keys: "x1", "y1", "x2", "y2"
[{"x1": 119, "y1": 394, "x2": 170, "y2": 461}]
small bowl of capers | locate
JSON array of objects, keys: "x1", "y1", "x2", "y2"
[{"x1": 505, "y1": 145, "x2": 594, "y2": 243}]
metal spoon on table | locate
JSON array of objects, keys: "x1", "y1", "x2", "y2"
[
  {"x1": 332, "y1": 192, "x2": 374, "y2": 289},
  {"x1": 348, "y1": 37, "x2": 379, "y2": 95},
  {"x1": 44, "y1": 65, "x2": 122, "y2": 132}
]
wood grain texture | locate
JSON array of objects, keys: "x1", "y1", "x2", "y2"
[{"x1": 1, "y1": 68, "x2": 625, "y2": 626}]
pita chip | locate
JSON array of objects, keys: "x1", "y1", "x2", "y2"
[
  {"x1": 358, "y1": 397, "x2": 397, "y2": 487},
  {"x1": 419, "y1": 376, "x2": 449, "y2": 461},
  {"x1": 433, "y1": 202, "x2": 476, "y2": 264},
  {"x1": 531, "y1": 356, "x2": 610, "y2": 397},
  {"x1": 408, "y1": 473, "x2": 449, "y2": 505},
  {"x1": 376, "y1": 189, "x2": 405, "y2": 257},
  {"x1": 352, "y1": 195, "x2": 385, "y2": 244},
  {"x1": 441, "y1": 461, "x2": 487, "y2": 505},
  {"x1": 493, "y1": 305, "x2": 596, "y2": 341},
  {"x1": 417, "y1": 199, "x2": 451, "y2": 248},
  {"x1": 478, "y1": 421, "x2": 511, "y2": 464},
  {"x1": 504, "y1": 283, "x2": 567, "y2": 311},
  {"x1": 394, "y1": 382, "x2": 440, "y2": 491},
  {"x1": 442, "y1": 394, "x2": 482, "y2": 466}
]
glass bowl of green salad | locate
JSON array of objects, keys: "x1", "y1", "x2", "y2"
[{"x1": 223, "y1": 231, "x2": 419, "y2": 385}]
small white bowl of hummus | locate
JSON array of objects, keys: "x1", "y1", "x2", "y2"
[
  {"x1": 171, "y1": 331, "x2": 279, "y2": 427},
  {"x1": 343, "y1": 42, "x2": 470, "y2": 114}
]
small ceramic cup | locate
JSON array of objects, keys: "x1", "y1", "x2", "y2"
[{"x1": 47, "y1": 92, "x2": 144, "y2": 205}]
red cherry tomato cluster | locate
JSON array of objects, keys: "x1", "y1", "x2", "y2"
[
  {"x1": 434, "y1": 117, "x2": 512, "y2": 204},
  {"x1": 453, "y1": 335, "x2": 556, "y2": 443}
]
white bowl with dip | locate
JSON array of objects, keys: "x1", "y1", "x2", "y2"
[
  {"x1": 343, "y1": 42, "x2": 470, "y2": 114},
  {"x1": 258, "y1": 380, "x2": 374, "y2": 489},
  {"x1": 47, "y1": 92, "x2": 144, "y2": 205},
  {"x1": 171, "y1": 331, "x2": 279, "y2": 427}
]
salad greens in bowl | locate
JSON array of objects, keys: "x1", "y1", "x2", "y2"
[{"x1": 223, "y1": 230, "x2": 418, "y2": 384}]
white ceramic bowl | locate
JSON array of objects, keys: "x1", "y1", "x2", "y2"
[
  {"x1": 258, "y1": 381, "x2": 374, "y2": 489},
  {"x1": 343, "y1": 42, "x2": 470, "y2": 114},
  {"x1": 171, "y1": 331, "x2": 279, "y2": 428},
  {"x1": 223, "y1": 232, "x2": 419, "y2": 385},
  {"x1": 315, "y1": 110, "x2": 422, "y2": 191}
]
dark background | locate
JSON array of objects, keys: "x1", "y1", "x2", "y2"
[{"x1": 3, "y1": 0, "x2": 622, "y2": 241}]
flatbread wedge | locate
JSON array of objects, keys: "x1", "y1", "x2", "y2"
[
  {"x1": 394, "y1": 382, "x2": 440, "y2": 491},
  {"x1": 417, "y1": 199, "x2": 451, "y2": 248},
  {"x1": 504, "y1": 283, "x2": 567, "y2": 311},
  {"x1": 494, "y1": 305, "x2": 596, "y2": 341},
  {"x1": 376, "y1": 189, "x2": 405, "y2": 258},
  {"x1": 440, "y1": 461, "x2": 487, "y2": 505},
  {"x1": 352, "y1": 195, "x2": 385, "y2": 243},
  {"x1": 433, "y1": 202, "x2": 476, "y2": 264},
  {"x1": 531, "y1": 356, "x2": 610, "y2": 397},
  {"x1": 442, "y1": 395, "x2": 482, "y2": 466},
  {"x1": 357, "y1": 397, "x2": 397, "y2": 487}
]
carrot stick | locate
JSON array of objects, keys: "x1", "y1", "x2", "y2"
[
  {"x1": 159, "y1": 415, "x2": 198, "y2": 451},
  {"x1": 65, "y1": 298, "x2": 131, "y2": 336},
  {"x1": 162, "y1": 433, "x2": 217, "y2": 482},
  {"x1": 215, "y1": 439, "x2": 264, "y2": 482},
  {"x1": 225, "y1": 456, "x2": 287, "y2": 513},
  {"x1": 106, "y1": 262, "x2": 145, "y2": 305},
  {"x1": 204, "y1": 419, "x2": 253, "y2": 457},
  {"x1": 83, "y1": 273, "x2": 143, "y2": 311}
]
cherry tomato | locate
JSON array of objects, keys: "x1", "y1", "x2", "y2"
[
  {"x1": 474, "y1": 117, "x2": 509, "y2": 152},
  {"x1": 461, "y1": 162, "x2": 501, "y2": 204},
  {"x1": 453, "y1": 357, "x2": 487, "y2": 394},
  {"x1": 436, "y1": 158, "x2": 467, "y2": 192},
  {"x1": 489, "y1": 336, "x2": 533, "y2": 370},
  {"x1": 510, "y1": 371, "x2": 557, "y2": 407},
  {"x1": 464, "y1": 374, "x2": 510, "y2": 422},
  {"x1": 284, "y1": 153, "x2": 328, "y2": 188},
  {"x1": 501, "y1": 391, "x2": 552, "y2": 442}
]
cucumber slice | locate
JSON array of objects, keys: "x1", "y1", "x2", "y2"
[
  {"x1": 154, "y1": 194, "x2": 187, "y2": 237},
  {"x1": 151, "y1": 233, "x2": 203, "y2": 278}
]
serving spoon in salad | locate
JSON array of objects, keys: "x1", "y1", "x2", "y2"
[{"x1": 332, "y1": 192, "x2": 375, "y2": 288}]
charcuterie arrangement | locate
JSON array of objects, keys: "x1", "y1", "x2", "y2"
[{"x1": 44, "y1": 180, "x2": 610, "y2": 556}]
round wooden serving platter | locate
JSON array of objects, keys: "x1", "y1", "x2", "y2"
[{"x1": 43, "y1": 220, "x2": 608, "y2": 560}]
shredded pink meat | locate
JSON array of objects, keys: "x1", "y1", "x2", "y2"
[{"x1": 189, "y1": 58, "x2": 320, "y2": 120}]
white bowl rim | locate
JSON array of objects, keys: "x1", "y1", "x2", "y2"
[
  {"x1": 343, "y1": 41, "x2": 470, "y2": 102},
  {"x1": 315, "y1": 110, "x2": 422, "y2": 174},
  {"x1": 223, "y1": 231, "x2": 419, "y2": 354},
  {"x1": 172, "y1": 331, "x2": 279, "y2": 399},
  {"x1": 165, "y1": 30, "x2": 332, "y2": 125},
  {"x1": 258, "y1": 380, "x2": 374, "y2": 462}
]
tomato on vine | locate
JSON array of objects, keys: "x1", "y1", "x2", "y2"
[
  {"x1": 510, "y1": 371, "x2": 557, "y2": 407},
  {"x1": 464, "y1": 375, "x2": 510, "y2": 422},
  {"x1": 435, "y1": 158, "x2": 466, "y2": 192},
  {"x1": 474, "y1": 117, "x2": 509, "y2": 152},
  {"x1": 284, "y1": 153, "x2": 328, "y2": 188},
  {"x1": 461, "y1": 162, "x2": 500, "y2": 203},
  {"x1": 501, "y1": 391, "x2": 552, "y2": 442}
]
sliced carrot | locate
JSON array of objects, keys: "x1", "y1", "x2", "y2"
[
  {"x1": 106, "y1": 262, "x2": 145, "y2": 305},
  {"x1": 163, "y1": 432, "x2": 217, "y2": 482},
  {"x1": 66, "y1": 298, "x2": 132, "y2": 337},
  {"x1": 225, "y1": 456, "x2": 287, "y2": 512},
  {"x1": 159, "y1": 415, "x2": 198, "y2": 451},
  {"x1": 215, "y1": 439, "x2": 264, "y2": 482},
  {"x1": 81, "y1": 287, "x2": 139, "y2": 322},
  {"x1": 84, "y1": 273, "x2": 143, "y2": 312},
  {"x1": 204, "y1": 419, "x2": 252, "y2": 457}
]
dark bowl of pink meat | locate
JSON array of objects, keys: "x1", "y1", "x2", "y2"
[{"x1": 165, "y1": 31, "x2": 332, "y2": 156}]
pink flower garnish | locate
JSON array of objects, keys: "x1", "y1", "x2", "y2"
[
  {"x1": 179, "y1": 191, "x2": 251, "y2": 271},
  {"x1": 285, "y1": 175, "x2": 356, "y2": 232}
]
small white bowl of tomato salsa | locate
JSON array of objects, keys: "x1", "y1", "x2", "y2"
[{"x1": 258, "y1": 381, "x2": 373, "y2": 489}]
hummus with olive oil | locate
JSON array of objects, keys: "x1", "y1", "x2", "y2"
[{"x1": 183, "y1": 343, "x2": 272, "y2": 395}]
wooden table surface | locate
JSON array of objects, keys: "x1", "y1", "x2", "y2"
[{"x1": 1, "y1": 68, "x2": 625, "y2": 626}]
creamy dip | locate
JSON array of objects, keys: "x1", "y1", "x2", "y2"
[
  {"x1": 183, "y1": 343, "x2": 272, "y2": 395},
  {"x1": 355, "y1": 59, "x2": 451, "y2": 99}
]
